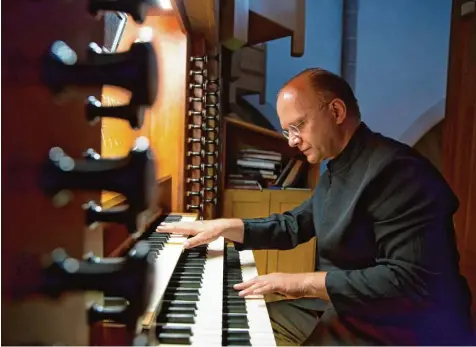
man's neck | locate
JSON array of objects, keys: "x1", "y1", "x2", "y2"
[{"x1": 338, "y1": 119, "x2": 361, "y2": 154}]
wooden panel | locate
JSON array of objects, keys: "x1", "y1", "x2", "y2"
[
  {"x1": 267, "y1": 190, "x2": 316, "y2": 275},
  {"x1": 147, "y1": 15, "x2": 188, "y2": 212},
  {"x1": 183, "y1": 0, "x2": 219, "y2": 48},
  {"x1": 442, "y1": 0, "x2": 476, "y2": 332},
  {"x1": 100, "y1": 14, "x2": 188, "y2": 212},
  {"x1": 239, "y1": 46, "x2": 266, "y2": 74},
  {"x1": 2, "y1": 1, "x2": 104, "y2": 345},
  {"x1": 222, "y1": 189, "x2": 271, "y2": 275}
]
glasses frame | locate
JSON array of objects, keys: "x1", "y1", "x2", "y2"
[
  {"x1": 282, "y1": 118, "x2": 306, "y2": 139},
  {"x1": 282, "y1": 101, "x2": 331, "y2": 140}
]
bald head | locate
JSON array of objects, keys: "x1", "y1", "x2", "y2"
[
  {"x1": 278, "y1": 68, "x2": 360, "y2": 119},
  {"x1": 277, "y1": 72, "x2": 322, "y2": 116}
]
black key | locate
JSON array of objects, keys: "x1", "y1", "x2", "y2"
[
  {"x1": 170, "y1": 274, "x2": 203, "y2": 281},
  {"x1": 222, "y1": 330, "x2": 251, "y2": 346},
  {"x1": 163, "y1": 292, "x2": 199, "y2": 301},
  {"x1": 158, "y1": 313, "x2": 195, "y2": 324},
  {"x1": 178, "y1": 259, "x2": 206, "y2": 264},
  {"x1": 161, "y1": 300, "x2": 197, "y2": 310},
  {"x1": 168, "y1": 280, "x2": 202, "y2": 288},
  {"x1": 224, "y1": 295, "x2": 246, "y2": 301},
  {"x1": 164, "y1": 215, "x2": 183, "y2": 222},
  {"x1": 224, "y1": 304, "x2": 247, "y2": 314},
  {"x1": 223, "y1": 313, "x2": 249, "y2": 329},
  {"x1": 162, "y1": 307, "x2": 196, "y2": 315},
  {"x1": 173, "y1": 267, "x2": 204, "y2": 274},
  {"x1": 157, "y1": 325, "x2": 193, "y2": 335},
  {"x1": 157, "y1": 333, "x2": 191, "y2": 345},
  {"x1": 165, "y1": 287, "x2": 200, "y2": 295}
]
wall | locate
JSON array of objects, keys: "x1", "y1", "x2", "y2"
[
  {"x1": 257, "y1": 0, "x2": 452, "y2": 149},
  {"x1": 356, "y1": 0, "x2": 452, "y2": 144}
]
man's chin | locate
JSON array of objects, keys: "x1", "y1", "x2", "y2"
[{"x1": 305, "y1": 153, "x2": 319, "y2": 164}]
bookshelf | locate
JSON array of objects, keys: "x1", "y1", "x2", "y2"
[{"x1": 220, "y1": 116, "x2": 320, "y2": 193}]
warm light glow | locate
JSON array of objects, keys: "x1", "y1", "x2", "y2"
[
  {"x1": 159, "y1": 0, "x2": 173, "y2": 10},
  {"x1": 135, "y1": 26, "x2": 153, "y2": 43}
]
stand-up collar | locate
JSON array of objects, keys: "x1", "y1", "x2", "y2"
[{"x1": 326, "y1": 121, "x2": 371, "y2": 174}]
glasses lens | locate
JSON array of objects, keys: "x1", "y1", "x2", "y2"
[
  {"x1": 282, "y1": 130, "x2": 289, "y2": 139},
  {"x1": 289, "y1": 125, "x2": 300, "y2": 137}
]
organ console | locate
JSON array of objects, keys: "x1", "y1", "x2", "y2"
[{"x1": 3, "y1": 0, "x2": 305, "y2": 345}]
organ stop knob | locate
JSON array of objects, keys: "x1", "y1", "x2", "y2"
[
  {"x1": 41, "y1": 136, "x2": 156, "y2": 224},
  {"x1": 11, "y1": 241, "x2": 156, "y2": 333},
  {"x1": 85, "y1": 95, "x2": 146, "y2": 130},
  {"x1": 42, "y1": 41, "x2": 158, "y2": 106},
  {"x1": 84, "y1": 200, "x2": 151, "y2": 234}
]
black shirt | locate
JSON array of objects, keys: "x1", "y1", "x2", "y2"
[{"x1": 235, "y1": 122, "x2": 473, "y2": 345}]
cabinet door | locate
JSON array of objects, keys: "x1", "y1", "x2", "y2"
[
  {"x1": 268, "y1": 190, "x2": 316, "y2": 274},
  {"x1": 222, "y1": 189, "x2": 270, "y2": 275}
]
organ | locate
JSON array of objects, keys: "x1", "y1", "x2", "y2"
[{"x1": 2, "y1": 0, "x2": 305, "y2": 345}]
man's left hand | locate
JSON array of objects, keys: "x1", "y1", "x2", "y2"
[{"x1": 233, "y1": 272, "x2": 311, "y2": 299}]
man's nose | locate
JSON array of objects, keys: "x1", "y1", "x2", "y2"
[{"x1": 288, "y1": 134, "x2": 301, "y2": 147}]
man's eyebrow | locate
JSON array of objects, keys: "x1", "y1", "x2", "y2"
[{"x1": 290, "y1": 114, "x2": 308, "y2": 127}]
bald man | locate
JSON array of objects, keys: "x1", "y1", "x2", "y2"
[{"x1": 158, "y1": 68, "x2": 473, "y2": 346}]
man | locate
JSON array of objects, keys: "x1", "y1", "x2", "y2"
[{"x1": 157, "y1": 68, "x2": 474, "y2": 345}]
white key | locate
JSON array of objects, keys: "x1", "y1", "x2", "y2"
[
  {"x1": 141, "y1": 236, "x2": 187, "y2": 329},
  {"x1": 239, "y1": 250, "x2": 277, "y2": 346},
  {"x1": 153, "y1": 238, "x2": 225, "y2": 346}
]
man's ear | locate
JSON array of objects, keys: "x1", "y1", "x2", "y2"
[{"x1": 331, "y1": 98, "x2": 347, "y2": 125}]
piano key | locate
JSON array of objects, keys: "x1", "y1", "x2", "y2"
[
  {"x1": 155, "y1": 237, "x2": 225, "y2": 346},
  {"x1": 158, "y1": 313, "x2": 195, "y2": 324},
  {"x1": 140, "y1": 215, "x2": 198, "y2": 329},
  {"x1": 237, "y1": 249, "x2": 277, "y2": 346}
]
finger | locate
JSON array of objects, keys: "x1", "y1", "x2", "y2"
[
  {"x1": 183, "y1": 234, "x2": 211, "y2": 249},
  {"x1": 238, "y1": 282, "x2": 267, "y2": 297},
  {"x1": 156, "y1": 224, "x2": 195, "y2": 236},
  {"x1": 250, "y1": 284, "x2": 274, "y2": 296},
  {"x1": 233, "y1": 277, "x2": 257, "y2": 290}
]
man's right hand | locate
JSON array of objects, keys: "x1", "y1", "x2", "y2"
[{"x1": 156, "y1": 218, "x2": 245, "y2": 249}]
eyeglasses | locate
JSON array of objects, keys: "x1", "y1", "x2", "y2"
[
  {"x1": 282, "y1": 118, "x2": 306, "y2": 139},
  {"x1": 281, "y1": 102, "x2": 331, "y2": 139}
]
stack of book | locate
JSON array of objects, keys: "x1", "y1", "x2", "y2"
[{"x1": 226, "y1": 148, "x2": 307, "y2": 190}]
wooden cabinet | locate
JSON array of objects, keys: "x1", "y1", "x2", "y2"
[{"x1": 221, "y1": 188, "x2": 316, "y2": 277}]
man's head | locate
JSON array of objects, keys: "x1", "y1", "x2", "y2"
[{"x1": 277, "y1": 68, "x2": 361, "y2": 164}]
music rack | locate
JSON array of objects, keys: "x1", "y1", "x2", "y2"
[{"x1": 185, "y1": 42, "x2": 222, "y2": 220}]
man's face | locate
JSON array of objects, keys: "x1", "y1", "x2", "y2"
[{"x1": 277, "y1": 86, "x2": 340, "y2": 164}]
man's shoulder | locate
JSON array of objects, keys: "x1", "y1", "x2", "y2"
[
  {"x1": 364, "y1": 129, "x2": 456, "y2": 201},
  {"x1": 365, "y1": 128, "x2": 431, "y2": 171}
]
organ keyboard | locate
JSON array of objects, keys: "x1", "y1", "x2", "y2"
[{"x1": 107, "y1": 212, "x2": 276, "y2": 346}]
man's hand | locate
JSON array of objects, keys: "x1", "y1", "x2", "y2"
[
  {"x1": 233, "y1": 273, "x2": 308, "y2": 299},
  {"x1": 156, "y1": 218, "x2": 245, "y2": 249},
  {"x1": 156, "y1": 220, "x2": 222, "y2": 249},
  {"x1": 233, "y1": 272, "x2": 330, "y2": 300}
]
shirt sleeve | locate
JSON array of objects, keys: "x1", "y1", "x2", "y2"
[
  {"x1": 234, "y1": 195, "x2": 316, "y2": 251},
  {"x1": 325, "y1": 154, "x2": 461, "y2": 317}
]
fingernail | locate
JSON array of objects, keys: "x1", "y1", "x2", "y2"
[
  {"x1": 238, "y1": 291, "x2": 244, "y2": 297},
  {"x1": 183, "y1": 241, "x2": 190, "y2": 248}
]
